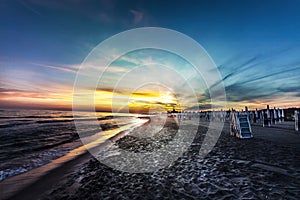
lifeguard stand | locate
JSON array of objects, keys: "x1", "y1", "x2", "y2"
[{"x1": 230, "y1": 111, "x2": 253, "y2": 139}]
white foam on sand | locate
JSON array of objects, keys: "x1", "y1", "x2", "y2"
[{"x1": 0, "y1": 117, "x2": 149, "y2": 199}]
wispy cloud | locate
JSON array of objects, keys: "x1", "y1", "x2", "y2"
[
  {"x1": 32, "y1": 63, "x2": 79, "y2": 74},
  {"x1": 19, "y1": 0, "x2": 42, "y2": 16},
  {"x1": 207, "y1": 48, "x2": 300, "y2": 107},
  {"x1": 130, "y1": 9, "x2": 144, "y2": 24},
  {"x1": 0, "y1": 88, "x2": 23, "y2": 93},
  {"x1": 0, "y1": 86, "x2": 73, "y2": 110}
]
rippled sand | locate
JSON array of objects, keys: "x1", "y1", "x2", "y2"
[{"x1": 25, "y1": 118, "x2": 300, "y2": 199}]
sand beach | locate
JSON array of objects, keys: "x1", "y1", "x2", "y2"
[{"x1": 1, "y1": 117, "x2": 300, "y2": 200}]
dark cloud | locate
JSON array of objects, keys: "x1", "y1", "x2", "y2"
[
  {"x1": 186, "y1": 104, "x2": 209, "y2": 110},
  {"x1": 207, "y1": 48, "x2": 300, "y2": 103},
  {"x1": 278, "y1": 85, "x2": 300, "y2": 93},
  {"x1": 224, "y1": 83, "x2": 277, "y2": 102},
  {"x1": 0, "y1": 88, "x2": 22, "y2": 93}
]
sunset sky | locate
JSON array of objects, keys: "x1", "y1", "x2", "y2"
[{"x1": 1, "y1": 0, "x2": 300, "y2": 112}]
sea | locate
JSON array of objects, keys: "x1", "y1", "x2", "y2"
[{"x1": 0, "y1": 109, "x2": 148, "y2": 181}]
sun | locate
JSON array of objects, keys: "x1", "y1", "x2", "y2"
[{"x1": 127, "y1": 86, "x2": 180, "y2": 114}]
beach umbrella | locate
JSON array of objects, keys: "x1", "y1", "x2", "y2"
[
  {"x1": 295, "y1": 110, "x2": 299, "y2": 131},
  {"x1": 266, "y1": 105, "x2": 271, "y2": 127},
  {"x1": 277, "y1": 107, "x2": 281, "y2": 123},
  {"x1": 254, "y1": 108, "x2": 258, "y2": 123},
  {"x1": 266, "y1": 105, "x2": 270, "y2": 119},
  {"x1": 273, "y1": 107, "x2": 277, "y2": 124},
  {"x1": 273, "y1": 107, "x2": 277, "y2": 119},
  {"x1": 261, "y1": 110, "x2": 265, "y2": 127},
  {"x1": 212, "y1": 110, "x2": 216, "y2": 121}
]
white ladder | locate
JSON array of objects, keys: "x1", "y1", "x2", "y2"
[{"x1": 230, "y1": 112, "x2": 253, "y2": 139}]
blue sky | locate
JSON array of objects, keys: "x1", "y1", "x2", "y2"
[{"x1": 0, "y1": 0, "x2": 300, "y2": 110}]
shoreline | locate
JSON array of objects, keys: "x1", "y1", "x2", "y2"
[
  {"x1": 0, "y1": 117, "x2": 150, "y2": 200},
  {"x1": 0, "y1": 149, "x2": 92, "y2": 200},
  {"x1": 1, "y1": 118, "x2": 300, "y2": 199}
]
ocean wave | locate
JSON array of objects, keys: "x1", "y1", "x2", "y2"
[
  {"x1": 0, "y1": 115, "x2": 76, "y2": 119},
  {"x1": 36, "y1": 119, "x2": 74, "y2": 124},
  {"x1": 0, "y1": 121, "x2": 34, "y2": 128},
  {"x1": 0, "y1": 109, "x2": 145, "y2": 182}
]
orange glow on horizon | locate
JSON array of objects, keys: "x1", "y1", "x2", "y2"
[
  {"x1": 95, "y1": 89, "x2": 181, "y2": 113},
  {"x1": 0, "y1": 88, "x2": 299, "y2": 111}
]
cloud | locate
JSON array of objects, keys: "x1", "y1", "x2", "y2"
[
  {"x1": 96, "y1": 87, "x2": 125, "y2": 94},
  {"x1": 130, "y1": 9, "x2": 144, "y2": 24},
  {"x1": 19, "y1": 0, "x2": 42, "y2": 15},
  {"x1": 278, "y1": 85, "x2": 300, "y2": 93},
  {"x1": 192, "y1": 47, "x2": 300, "y2": 109},
  {"x1": 224, "y1": 83, "x2": 277, "y2": 102},
  {"x1": 99, "y1": 12, "x2": 111, "y2": 23},
  {"x1": 32, "y1": 63, "x2": 79, "y2": 74},
  {"x1": 31, "y1": 61, "x2": 129, "y2": 79},
  {"x1": 0, "y1": 87, "x2": 72, "y2": 100},
  {"x1": 0, "y1": 88, "x2": 23, "y2": 93}
]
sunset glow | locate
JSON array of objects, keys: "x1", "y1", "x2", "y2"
[{"x1": 1, "y1": 1, "x2": 300, "y2": 112}]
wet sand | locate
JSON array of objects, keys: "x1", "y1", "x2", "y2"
[{"x1": 2, "y1": 118, "x2": 300, "y2": 199}]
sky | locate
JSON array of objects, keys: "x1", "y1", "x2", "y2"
[{"x1": 0, "y1": 0, "x2": 300, "y2": 112}]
